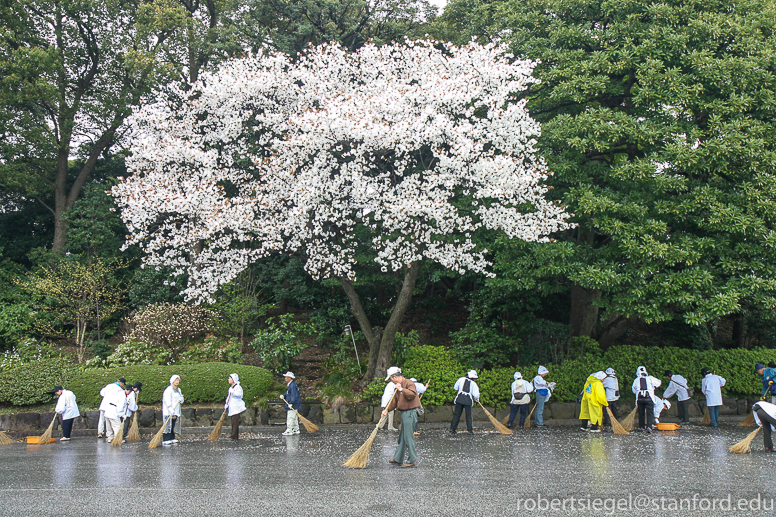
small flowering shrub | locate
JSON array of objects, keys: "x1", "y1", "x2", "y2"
[
  {"x1": 250, "y1": 315, "x2": 311, "y2": 373},
  {"x1": 125, "y1": 303, "x2": 216, "y2": 362},
  {"x1": 0, "y1": 338, "x2": 59, "y2": 371}
]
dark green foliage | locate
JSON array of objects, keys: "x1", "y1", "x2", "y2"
[
  {"x1": 68, "y1": 364, "x2": 277, "y2": 408},
  {"x1": 450, "y1": 325, "x2": 520, "y2": 369},
  {"x1": 0, "y1": 358, "x2": 79, "y2": 405}
]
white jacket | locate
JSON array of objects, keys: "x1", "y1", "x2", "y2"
[
  {"x1": 663, "y1": 375, "x2": 691, "y2": 402},
  {"x1": 381, "y1": 382, "x2": 397, "y2": 408},
  {"x1": 227, "y1": 384, "x2": 246, "y2": 416},
  {"x1": 55, "y1": 389, "x2": 80, "y2": 420},
  {"x1": 602, "y1": 375, "x2": 620, "y2": 401},
  {"x1": 103, "y1": 389, "x2": 126, "y2": 420},
  {"x1": 631, "y1": 375, "x2": 662, "y2": 407},
  {"x1": 701, "y1": 374, "x2": 726, "y2": 407},
  {"x1": 98, "y1": 383, "x2": 123, "y2": 412},
  {"x1": 753, "y1": 401, "x2": 776, "y2": 430},
  {"x1": 510, "y1": 379, "x2": 533, "y2": 405},
  {"x1": 163, "y1": 386, "x2": 184, "y2": 417},
  {"x1": 121, "y1": 391, "x2": 137, "y2": 418}
]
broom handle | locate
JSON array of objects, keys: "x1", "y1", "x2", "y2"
[{"x1": 220, "y1": 392, "x2": 233, "y2": 421}]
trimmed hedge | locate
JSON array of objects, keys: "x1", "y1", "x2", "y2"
[
  {"x1": 68, "y1": 363, "x2": 279, "y2": 408},
  {"x1": 363, "y1": 345, "x2": 776, "y2": 409},
  {"x1": 0, "y1": 358, "x2": 79, "y2": 405}
]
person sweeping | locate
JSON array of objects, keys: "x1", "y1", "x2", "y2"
[
  {"x1": 52, "y1": 386, "x2": 79, "y2": 441},
  {"x1": 281, "y1": 372, "x2": 301, "y2": 436},
  {"x1": 162, "y1": 375, "x2": 184, "y2": 445},
  {"x1": 752, "y1": 400, "x2": 776, "y2": 452},
  {"x1": 450, "y1": 370, "x2": 479, "y2": 435},
  {"x1": 225, "y1": 373, "x2": 246, "y2": 440},
  {"x1": 631, "y1": 366, "x2": 661, "y2": 432},
  {"x1": 382, "y1": 366, "x2": 420, "y2": 467},
  {"x1": 701, "y1": 367, "x2": 726, "y2": 427},
  {"x1": 507, "y1": 372, "x2": 533, "y2": 429},
  {"x1": 579, "y1": 371, "x2": 608, "y2": 433}
]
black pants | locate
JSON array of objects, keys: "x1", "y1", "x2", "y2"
[
  {"x1": 451, "y1": 403, "x2": 473, "y2": 433},
  {"x1": 62, "y1": 418, "x2": 74, "y2": 439},
  {"x1": 756, "y1": 408, "x2": 776, "y2": 449},
  {"x1": 163, "y1": 417, "x2": 177, "y2": 442},
  {"x1": 123, "y1": 413, "x2": 133, "y2": 437},
  {"x1": 603, "y1": 400, "x2": 619, "y2": 425},
  {"x1": 677, "y1": 399, "x2": 690, "y2": 422},
  {"x1": 230, "y1": 413, "x2": 240, "y2": 439},
  {"x1": 508, "y1": 404, "x2": 528, "y2": 428},
  {"x1": 637, "y1": 399, "x2": 654, "y2": 429}
]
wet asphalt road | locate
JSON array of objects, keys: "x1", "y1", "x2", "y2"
[{"x1": 2, "y1": 424, "x2": 776, "y2": 517}]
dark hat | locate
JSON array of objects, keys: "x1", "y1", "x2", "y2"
[
  {"x1": 664, "y1": 370, "x2": 673, "y2": 377},
  {"x1": 756, "y1": 363, "x2": 765, "y2": 371},
  {"x1": 133, "y1": 382, "x2": 142, "y2": 391},
  {"x1": 118, "y1": 378, "x2": 127, "y2": 385},
  {"x1": 50, "y1": 385, "x2": 64, "y2": 394},
  {"x1": 701, "y1": 367, "x2": 711, "y2": 377},
  {"x1": 769, "y1": 362, "x2": 776, "y2": 369}
]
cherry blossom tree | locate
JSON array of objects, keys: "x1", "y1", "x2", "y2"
[{"x1": 112, "y1": 39, "x2": 574, "y2": 380}]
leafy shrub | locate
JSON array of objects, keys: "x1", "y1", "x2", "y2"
[
  {"x1": 0, "y1": 358, "x2": 79, "y2": 405},
  {"x1": 126, "y1": 303, "x2": 216, "y2": 362},
  {"x1": 250, "y1": 314, "x2": 311, "y2": 373},
  {"x1": 0, "y1": 338, "x2": 60, "y2": 371},
  {"x1": 68, "y1": 363, "x2": 278, "y2": 408},
  {"x1": 182, "y1": 335, "x2": 243, "y2": 364},
  {"x1": 391, "y1": 330, "x2": 420, "y2": 367},
  {"x1": 0, "y1": 303, "x2": 35, "y2": 351},
  {"x1": 450, "y1": 325, "x2": 520, "y2": 369}
]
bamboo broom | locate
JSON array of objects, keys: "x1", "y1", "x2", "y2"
[
  {"x1": 149, "y1": 402, "x2": 181, "y2": 449},
  {"x1": 606, "y1": 406, "x2": 628, "y2": 434},
  {"x1": 701, "y1": 405, "x2": 711, "y2": 425},
  {"x1": 281, "y1": 395, "x2": 319, "y2": 433},
  {"x1": 36, "y1": 413, "x2": 59, "y2": 445},
  {"x1": 111, "y1": 418, "x2": 125, "y2": 446},
  {"x1": 739, "y1": 411, "x2": 755, "y2": 427},
  {"x1": 208, "y1": 393, "x2": 232, "y2": 440},
  {"x1": 477, "y1": 401, "x2": 512, "y2": 434},
  {"x1": 621, "y1": 405, "x2": 637, "y2": 432},
  {"x1": 343, "y1": 391, "x2": 398, "y2": 469},
  {"x1": 730, "y1": 427, "x2": 761, "y2": 454},
  {"x1": 524, "y1": 403, "x2": 537, "y2": 429},
  {"x1": 126, "y1": 395, "x2": 141, "y2": 441},
  {"x1": 0, "y1": 431, "x2": 13, "y2": 445}
]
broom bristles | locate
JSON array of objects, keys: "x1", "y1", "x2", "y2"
[
  {"x1": 501, "y1": 414, "x2": 509, "y2": 426},
  {"x1": 0, "y1": 430, "x2": 13, "y2": 445},
  {"x1": 36, "y1": 413, "x2": 58, "y2": 444},
  {"x1": 606, "y1": 406, "x2": 628, "y2": 434},
  {"x1": 525, "y1": 403, "x2": 537, "y2": 429},
  {"x1": 701, "y1": 405, "x2": 711, "y2": 425},
  {"x1": 293, "y1": 408, "x2": 319, "y2": 433},
  {"x1": 730, "y1": 427, "x2": 761, "y2": 454},
  {"x1": 343, "y1": 415, "x2": 384, "y2": 468},
  {"x1": 111, "y1": 419, "x2": 125, "y2": 446},
  {"x1": 149, "y1": 414, "x2": 173, "y2": 449},
  {"x1": 739, "y1": 411, "x2": 755, "y2": 427},
  {"x1": 209, "y1": 409, "x2": 228, "y2": 440},
  {"x1": 478, "y1": 401, "x2": 512, "y2": 434},
  {"x1": 620, "y1": 406, "x2": 637, "y2": 432},
  {"x1": 126, "y1": 412, "x2": 141, "y2": 441}
]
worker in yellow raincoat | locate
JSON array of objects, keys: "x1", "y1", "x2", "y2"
[{"x1": 579, "y1": 371, "x2": 608, "y2": 432}]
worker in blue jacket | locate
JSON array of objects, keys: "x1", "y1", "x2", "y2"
[
  {"x1": 281, "y1": 371, "x2": 302, "y2": 435},
  {"x1": 756, "y1": 363, "x2": 776, "y2": 403}
]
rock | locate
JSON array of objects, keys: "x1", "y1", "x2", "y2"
[
  {"x1": 494, "y1": 407, "x2": 511, "y2": 424},
  {"x1": 197, "y1": 408, "x2": 213, "y2": 426},
  {"x1": 72, "y1": 416, "x2": 87, "y2": 431},
  {"x1": 155, "y1": 410, "x2": 163, "y2": 426},
  {"x1": 472, "y1": 405, "x2": 494, "y2": 422},
  {"x1": 84, "y1": 411, "x2": 100, "y2": 429},
  {"x1": 355, "y1": 404, "x2": 373, "y2": 424},
  {"x1": 0, "y1": 414, "x2": 9, "y2": 431},
  {"x1": 719, "y1": 397, "x2": 738, "y2": 415},
  {"x1": 687, "y1": 399, "x2": 702, "y2": 417},
  {"x1": 40, "y1": 412, "x2": 58, "y2": 430},
  {"x1": 305, "y1": 405, "x2": 323, "y2": 424},
  {"x1": 268, "y1": 404, "x2": 286, "y2": 425},
  {"x1": 258, "y1": 408, "x2": 269, "y2": 425},
  {"x1": 181, "y1": 408, "x2": 196, "y2": 427},
  {"x1": 240, "y1": 408, "x2": 256, "y2": 426},
  {"x1": 339, "y1": 405, "x2": 356, "y2": 424},
  {"x1": 323, "y1": 408, "x2": 339, "y2": 425},
  {"x1": 8, "y1": 413, "x2": 40, "y2": 432},
  {"x1": 736, "y1": 398, "x2": 749, "y2": 416},
  {"x1": 139, "y1": 408, "x2": 155, "y2": 428},
  {"x1": 424, "y1": 405, "x2": 453, "y2": 423}
]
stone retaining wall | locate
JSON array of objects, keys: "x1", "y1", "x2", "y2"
[{"x1": 0, "y1": 396, "x2": 757, "y2": 432}]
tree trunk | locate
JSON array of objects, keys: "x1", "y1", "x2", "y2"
[
  {"x1": 337, "y1": 262, "x2": 420, "y2": 382},
  {"x1": 596, "y1": 314, "x2": 640, "y2": 348},
  {"x1": 569, "y1": 283, "x2": 601, "y2": 337},
  {"x1": 733, "y1": 314, "x2": 750, "y2": 349}
]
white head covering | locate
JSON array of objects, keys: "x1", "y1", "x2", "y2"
[
  {"x1": 514, "y1": 372, "x2": 522, "y2": 380},
  {"x1": 282, "y1": 371, "x2": 295, "y2": 379},
  {"x1": 229, "y1": 373, "x2": 240, "y2": 384},
  {"x1": 593, "y1": 371, "x2": 606, "y2": 381},
  {"x1": 538, "y1": 366, "x2": 549, "y2": 375},
  {"x1": 170, "y1": 374, "x2": 180, "y2": 385},
  {"x1": 467, "y1": 370, "x2": 478, "y2": 379},
  {"x1": 605, "y1": 367, "x2": 615, "y2": 376},
  {"x1": 385, "y1": 366, "x2": 401, "y2": 381},
  {"x1": 410, "y1": 378, "x2": 417, "y2": 382},
  {"x1": 637, "y1": 366, "x2": 648, "y2": 377}
]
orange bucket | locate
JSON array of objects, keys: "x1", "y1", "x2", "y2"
[{"x1": 26, "y1": 436, "x2": 54, "y2": 444}]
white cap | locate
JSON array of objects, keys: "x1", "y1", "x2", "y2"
[
  {"x1": 385, "y1": 366, "x2": 401, "y2": 381},
  {"x1": 538, "y1": 366, "x2": 549, "y2": 375},
  {"x1": 467, "y1": 370, "x2": 478, "y2": 379},
  {"x1": 514, "y1": 372, "x2": 522, "y2": 380},
  {"x1": 282, "y1": 371, "x2": 295, "y2": 379},
  {"x1": 593, "y1": 371, "x2": 606, "y2": 381},
  {"x1": 605, "y1": 368, "x2": 615, "y2": 376},
  {"x1": 409, "y1": 378, "x2": 417, "y2": 382},
  {"x1": 229, "y1": 373, "x2": 240, "y2": 384}
]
